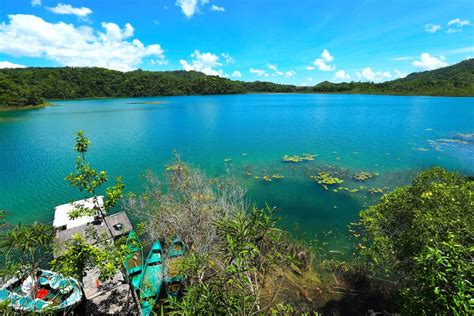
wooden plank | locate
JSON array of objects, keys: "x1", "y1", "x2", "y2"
[{"x1": 105, "y1": 211, "x2": 133, "y2": 238}]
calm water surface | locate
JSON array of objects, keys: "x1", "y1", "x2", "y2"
[{"x1": 1, "y1": 94, "x2": 473, "y2": 247}]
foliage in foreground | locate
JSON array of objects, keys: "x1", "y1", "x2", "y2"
[
  {"x1": 125, "y1": 159, "x2": 312, "y2": 314},
  {"x1": 359, "y1": 167, "x2": 473, "y2": 314}
]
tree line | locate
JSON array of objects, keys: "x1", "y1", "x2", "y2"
[{"x1": 0, "y1": 59, "x2": 472, "y2": 107}]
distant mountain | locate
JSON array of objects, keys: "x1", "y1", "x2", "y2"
[{"x1": 0, "y1": 59, "x2": 472, "y2": 108}]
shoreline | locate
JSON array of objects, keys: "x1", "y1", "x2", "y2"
[{"x1": 2, "y1": 92, "x2": 473, "y2": 111}]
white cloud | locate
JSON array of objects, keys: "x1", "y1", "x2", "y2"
[
  {"x1": 31, "y1": 0, "x2": 42, "y2": 6},
  {"x1": 0, "y1": 61, "x2": 26, "y2": 69},
  {"x1": 180, "y1": 50, "x2": 224, "y2": 76},
  {"x1": 284, "y1": 70, "x2": 296, "y2": 77},
  {"x1": 176, "y1": 0, "x2": 198, "y2": 18},
  {"x1": 412, "y1": 53, "x2": 448, "y2": 70},
  {"x1": 221, "y1": 52, "x2": 234, "y2": 64},
  {"x1": 211, "y1": 5, "x2": 225, "y2": 12},
  {"x1": 312, "y1": 49, "x2": 335, "y2": 71},
  {"x1": 176, "y1": 0, "x2": 210, "y2": 18},
  {"x1": 356, "y1": 67, "x2": 391, "y2": 82},
  {"x1": 424, "y1": 24, "x2": 441, "y2": 33},
  {"x1": 307, "y1": 77, "x2": 313, "y2": 81},
  {"x1": 0, "y1": 14, "x2": 166, "y2": 72},
  {"x1": 334, "y1": 69, "x2": 350, "y2": 80},
  {"x1": 446, "y1": 18, "x2": 471, "y2": 34},
  {"x1": 231, "y1": 70, "x2": 242, "y2": 78},
  {"x1": 267, "y1": 63, "x2": 277, "y2": 71},
  {"x1": 447, "y1": 28, "x2": 461, "y2": 34},
  {"x1": 394, "y1": 69, "x2": 408, "y2": 78},
  {"x1": 321, "y1": 49, "x2": 333, "y2": 62},
  {"x1": 391, "y1": 56, "x2": 414, "y2": 61},
  {"x1": 448, "y1": 18, "x2": 471, "y2": 27},
  {"x1": 306, "y1": 66, "x2": 315, "y2": 70},
  {"x1": 250, "y1": 68, "x2": 266, "y2": 76},
  {"x1": 48, "y1": 3, "x2": 92, "y2": 17}
]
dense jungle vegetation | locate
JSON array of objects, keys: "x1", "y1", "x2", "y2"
[{"x1": 1, "y1": 59, "x2": 472, "y2": 108}]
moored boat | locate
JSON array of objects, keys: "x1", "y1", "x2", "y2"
[
  {"x1": 164, "y1": 237, "x2": 188, "y2": 297},
  {"x1": 124, "y1": 230, "x2": 144, "y2": 293},
  {"x1": 0, "y1": 269, "x2": 82, "y2": 313},
  {"x1": 139, "y1": 239, "x2": 164, "y2": 316}
]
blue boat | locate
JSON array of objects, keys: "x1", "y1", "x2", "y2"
[
  {"x1": 0, "y1": 269, "x2": 82, "y2": 313},
  {"x1": 139, "y1": 239, "x2": 164, "y2": 316},
  {"x1": 164, "y1": 237, "x2": 188, "y2": 297}
]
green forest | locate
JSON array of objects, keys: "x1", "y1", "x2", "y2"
[{"x1": 0, "y1": 59, "x2": 473, "y2": 108}]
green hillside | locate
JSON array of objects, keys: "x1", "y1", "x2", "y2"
[{"x1": 1, "y1": 59, "x2": 473, "y2": 108}]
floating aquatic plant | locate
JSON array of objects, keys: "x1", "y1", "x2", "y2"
[
  {"x1": 353, "y1": 171, "x2": 379, "y2": 181},
  {"x1": 368, "y1": 187, "x2": 384, "y2": 194},
  {"x1": 282, "y1": 154, "x2": 315, "y2": 163},
  {"x1": 263, "y1": 175, "x2": 272, "y2": 182},
  {"x1": 272, "y1": 174, "x2": 284, "y2": 179},
  {"x1": 311, "y1": 172, "x2": 344, "y2": 189}
]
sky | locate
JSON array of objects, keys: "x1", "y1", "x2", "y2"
[{"x1": 0, "y1": 0, "x2": 473, "y2": 85}]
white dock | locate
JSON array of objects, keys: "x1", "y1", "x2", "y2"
[{"x1": 52, "y1": 197, "x2": 136, "y2": 314}]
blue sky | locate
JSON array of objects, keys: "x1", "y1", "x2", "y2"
[{"x1": 0, "y1": 0, "x2": 472, "y2": 85}]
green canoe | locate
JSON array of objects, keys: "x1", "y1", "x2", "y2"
[
  {"x1": 139, "y1": 240, "x2": 164, "y2": 316},
  {"x1": 165, "y1": 237, "x2": 188, "y2": 297},
  {"x1": 124, "y1": 230, "x2": 144, "y2": 293}
]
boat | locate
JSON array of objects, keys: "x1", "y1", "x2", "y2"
[
  {"x1": 139, "y1": 240, "x2": 164, "y2": 316},
  {"x1": 0, "y1": 269, "x2": 82, "y2": 313},
  {"x1": 164, "y1": 237, "x2": 188, "y2": 297},
  {"x1": 124, "y1": 230, "x2": 144, "y2": 293}
]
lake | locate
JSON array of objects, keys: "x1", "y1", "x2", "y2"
[{"x1": 1, "y1": 94, "x2": 473, "y2": 247}]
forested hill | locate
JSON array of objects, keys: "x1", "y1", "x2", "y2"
[
  {"x1": 309, "y1": 58, "x2": 474, "y2": 96},
  {"x1": 0, "y1": 59, "x2": 473, "y2": 108}
]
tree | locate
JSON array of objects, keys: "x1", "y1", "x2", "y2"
[
  {"x1": 65, "y1": 130, "x2": 124, "y2": 219},
  {"x1": 0, "y1": 219, "x2": 53, "y2": 293},
  {"x1": 358, "y1": 167, "x2": 473, "y2": 314},
  {"x1": 52, "y1": 131, "x2": 126, "y2": 283}
]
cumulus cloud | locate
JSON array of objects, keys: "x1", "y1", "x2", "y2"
[
  {"x1": 176, "y1": 0, "x2": 210, "y2": 18},
  {"x1": 334, "y1": 69, "x2": 350, "y2": 81},
  {"x1": 0, "y1": 14, "x2": 166, "y2": 72},
  {"x1": 231, "y1": 70, "x2": 242, "y2": 78},
  {"x1": 311, "y1": 49, "x2": 335, "y2": 71},
  {"x1": 31, "y1": 0, "x2": 42, "y2": 6},
  {"x1": 412, "y1": 53, "x2": 448, "y2": 70},
  {"x1": 356, "y1": 67, "x2": 391, "y2": 82},
  {"x1": 0, "y1": 61, "x2": 26, "y2": 69},
  {"x1": 211, "y1": 5, "x2": 225, "y2": 12},
  {"x1": 424, "y1": 24, "x2": 441, "y2": 33},
  {"x1": 284, "y1": 70, "x2": 296, "y2": 77},
  {"x1": 306, "y1": 66, "x2": 315, "y2": 70},
  {"x1": 221, "y1": 52, "x2": 234, "y2": 64},
  {"x1": 250, "y1": 68, "x2": 266, "y2": 76},
  {"x1": 180, "y1": 50, "x2": 225, "y2": 76},
  {"x1": 48, "y1": 3, "x2": 92, "y2": 17}
]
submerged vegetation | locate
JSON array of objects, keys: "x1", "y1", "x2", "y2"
[{"x1": 1, "y1": 59, "x2": 473, "y2": 108}]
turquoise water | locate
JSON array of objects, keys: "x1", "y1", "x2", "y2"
[{"x1": 1, "y1": 94, "x2": 473, "y2": 244}]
